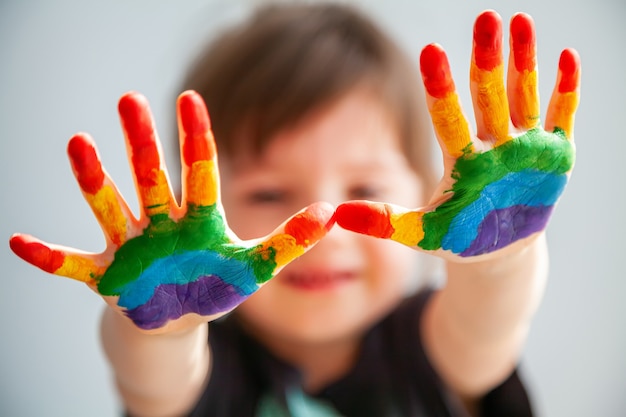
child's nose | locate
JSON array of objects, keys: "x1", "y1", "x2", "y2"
[{"x1": 305, "y1": 185, "x2": 348, "y2": 209}]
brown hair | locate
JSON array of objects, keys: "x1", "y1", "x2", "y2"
[{"x1": 181, "y1": 2, "x2": 436, "y2": 192}]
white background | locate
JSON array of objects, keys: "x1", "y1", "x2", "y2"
[{"x1": 1, "y1": 0, "x2": 624, "y2": 416}]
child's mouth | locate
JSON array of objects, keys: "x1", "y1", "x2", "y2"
[{"x1": 281, "y1": 270, "x2": 356, "y2": 291}]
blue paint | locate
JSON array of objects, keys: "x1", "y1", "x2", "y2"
[
  {"x1": 116, "y1": 250, "x2": 258, "y2": 310},
  {"x1": 441, "y1": 169, "x2": 567, "y2": 253}
]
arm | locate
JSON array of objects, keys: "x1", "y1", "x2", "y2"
[
  {"x1": 101, "y1": 310, "x2": 210, "y2": 417},
  {"x1": 336, "y1": 10, "x2": 580, "y2": 403},
  {"x1": 423, "y1": 11, "x2": 580, "y2": 401},
  {"x1": 10, "y1": 91, "x2": 334, "y2": 416},
  {"x1": 424, "y1": 234, "x2": 548, "y2": 399}
]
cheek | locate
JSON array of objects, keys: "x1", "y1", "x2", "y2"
[
  {"x1": 224, "y1": 209, "x2": 268, "y2": 240},
  {"x1": 220, "y1": 195, "x2": 284, "y2": 241},
  {"x1": 364, "y1": 237, "x2": 418, "y2": 291}
]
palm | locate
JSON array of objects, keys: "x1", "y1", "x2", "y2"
[
  {"x1": 336, "y1": 11, "x2": 580, "y2": 260},
  {"x1": 419, "y1": 126, "x2": 573, "y2": 257},
  {"x1": 10, "y1": 91, "x2": 333, "y2": 331}
]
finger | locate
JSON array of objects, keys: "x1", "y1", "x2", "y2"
[
  {"x1": 545, "y1": 48, "x2": 581, "y2": 139},
  {"x1": 9, "y1": 233, "x2": 106, "y2": 284},
  {"x1": 471, "y1": 10, "x2": 511, "y2": 145},
  {"x1": 420, "y1": 43, "x2": 474, "y2": 158},
  {"x1": 507, "y1": 13, "x2": 540, "y2": 130},
  {"x1": 335, "y1": 201, "x2": 424, "y2": 247},
  {"x1": 177, "y1": 91, "x2": 220, "y2": 212},
  {"x1": 118, "y1": 92, "x2": 176, "y2": 220},
  {"x1": 67, "y1": 133, "x2": 133, "y2": 247},
  {"x1": 253, "y1": 202, "x2": 335, "y2": 282}
]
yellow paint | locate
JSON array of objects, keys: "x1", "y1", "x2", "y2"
[
  {"x1": 470, "y1": 62, "x2": 511, "y2": 145},
  {"x1": 140, "y1": 170, "x2": 171, "y2": 217},
  {"x1": 429, "y1": 92, "x2": 473, "y2": 158},
  {"x1": 258, "y1": 234, "x2": 305, "y2": 269},
  {"x1": 85, "y1": 185, "x2": 127, "y2": 247},
  {"x1": 56, "y1": 255, "x2": 104, "y2": 285},
  {"x1": 552, "y1": 91, "x2": 579, "y2": 139},
  {"x1": 514, "y1": 69, "x2": 540, "y2": 129},
  {"x1": 187, "y1": 160, "x2": 218, "y2": 206},
  {"x1": 390, "y1": 211, "x2": 424, "y2": 246}
]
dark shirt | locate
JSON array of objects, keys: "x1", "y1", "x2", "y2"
[{"x1": 186, "y1": 289, "x2": 534, "y2": 416}]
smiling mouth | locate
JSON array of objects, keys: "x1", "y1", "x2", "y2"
[{"x1": 281, "y1": 270, "x2": 356, "y2": 291}]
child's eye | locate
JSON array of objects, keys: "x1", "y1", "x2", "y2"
[
  {"x1": 246, "y1": 189, "x2": 289, "y2": 205},
  {"x1": 348, "y1": 185, "x2": 384, "y2": 200}
]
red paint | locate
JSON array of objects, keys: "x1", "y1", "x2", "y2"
[
  {"x1": 284, "y1": 202, "x2": 334, "y2": 247},
  {"x1": 10, "y1": 235, "x2": 64, "y2": 274},
  {"x1": 179, "y1": 91, "x2": 216, "y2": 166},
  {"x1": 67, "y1": 134, "x2": 105, "y2": 194},
  {"x1": 118, "y1": 92, "x2": 161, "y2": 187},
  {"x1": 558, "y1": 48, "x2": 580, "y2": 93},
  {"x1": 510, "y1": 13, "x2": 536, "y2": 72},
  {"x1": 420, "y1": 44, "x2": 455, "y2": 98},
  {"x1": 335, "y1": 202, "x2": 394, "y2": 239},
  {"x1": 473, "y1": 10, "x2": 503, "y2": 71}
]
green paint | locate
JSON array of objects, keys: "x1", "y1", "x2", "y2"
[
  {"x1": 97, "y1": 203, "x2": 278, "y2": 295},
  {"x1": 418, "y1": 128, "x2": 574, "y2": 250}
]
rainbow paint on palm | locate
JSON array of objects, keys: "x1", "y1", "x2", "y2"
[
  {"x1": 336, "y1": 11, "x2": 579, "y2": 258},
  {"x1": 10, "y1": 91, "x2": 333, "y2": 330}
]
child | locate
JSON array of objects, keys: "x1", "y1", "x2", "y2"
[{"x1": 9, "y1": 3, "x2": 580, "y2": 416}]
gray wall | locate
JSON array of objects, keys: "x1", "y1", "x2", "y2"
[{"x1": 1, "y1": 0, "x2": 624, "y2": 416}]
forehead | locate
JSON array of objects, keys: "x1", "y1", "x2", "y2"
[{"x1": 225, "y1": 89, "x2": 406, "y2": 171}]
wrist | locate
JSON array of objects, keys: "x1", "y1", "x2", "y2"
[{"x1": 445, "y1": 232, "x2": 548, "y2": 282}]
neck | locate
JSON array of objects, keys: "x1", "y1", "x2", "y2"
[{"x1": 241, "y1": 321, "x2": 362, "y2": 393}]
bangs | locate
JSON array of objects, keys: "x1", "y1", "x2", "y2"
[{"x1": 182, "y1": 3, "x2": 436, "y2": 192}]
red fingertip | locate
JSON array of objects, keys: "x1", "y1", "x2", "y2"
[
  {"x1": 67, "y1": 134, "x2": 105, "y2": 194},
  {"x1": 118, "y1": 92, "x2": 161, "y2": 187},
  {"x1": 558, "y1": 48, "x2": 580, "y2": 93},
  {"x1": 118, "y1": 92, "x2": 153, "y2": 143},
  {"x1": 473, "y1": 10, "x2": 503, "y2": 70},
  {"x1": 179, "y1": 91, "x2": 215, "y2": 166},
  {"x1": 420, "y1": 44, "x2": 455, "y2": 98},
  {"x1": 10, "y1": 235, "x2": 65, "y2": 274},
  {"x1": 510, "y1": 13, "x2": 536, "y2": 72},
  {"x1": 335, "y1": 202, "x2": 394, "y2": 239},
  {"x1": 284, "y1": 202, "x2": 335, "y2": 247}
]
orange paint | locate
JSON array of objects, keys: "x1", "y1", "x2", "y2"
[
  {"x1": 429, "y1": 92, "x2": 473, "y2": 157},
  {"x1": 139, "y1": 170, "x2": 171, "y2": 217},
  {"x1": 85, "y1": 185, "x2": 127, "y2": 246},
  {"x1": 67, "y1": 134, "x2": 104, "y2": 195},
  {"x1": 285, "y1": 204, "x2": 332, "y2": 248},
  {"x1": 10, "y1": 235, "x2": 64, "y2": 274},
  {"x1": 390, "y1": 211, "x2": 424, "y2": 246},
  {"x1": 471, "y1": 61, "x2": 510, "y2": 144},
  {"x1": 55, "y1": 255, "x2": 101, "y2": 284},
  {"x1": 186, "y1": 160, "x2": 218, "y2": 207},
  {"x1": 118, "y1": 93, "x2": 161, "y2": 187},
  {"x1": 473, "y1": 10, "x2": 503, "y2": 71},
  {"x1": 551, "y1": 92, "x2": 578, "y2": 138},
  {"x1": 510, "y1": 13, "x2": 536, "y2": 72},
  {"x1": 258, "y1": 234, "x2": 303, "y2": 269},
  {"x1": 513, "y1": 69, "x2": 540, "y2": 129},
  {"x1": 420, "y1": 44, "x2": 455, "y2": 99}
]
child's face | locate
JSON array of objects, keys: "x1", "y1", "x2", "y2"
[{"x1": 220, "y1": 88, "x2": 424, "y2": 345}]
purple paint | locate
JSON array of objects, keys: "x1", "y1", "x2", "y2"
[
  {"x1": 126, "y1": 274, "x2": 248, "y2": 329},
  {"x1": 461, "y1": 204, "x2": 554, "y2": 257}
]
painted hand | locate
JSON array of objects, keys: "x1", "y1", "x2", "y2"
[
  {"x1": 10, "y1": 91, "x2": 334, "y2": 331},
  {"x1": 336, "y1": 11, "x2": 580, "y2": 260}
]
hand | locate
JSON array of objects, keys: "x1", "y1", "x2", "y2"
[
  {"x1": 335, "y1": 11, "x2": 580, "y2": 260},
  {"x1": 10, "y1": 91, "x2": 334, "y2": 332}
]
